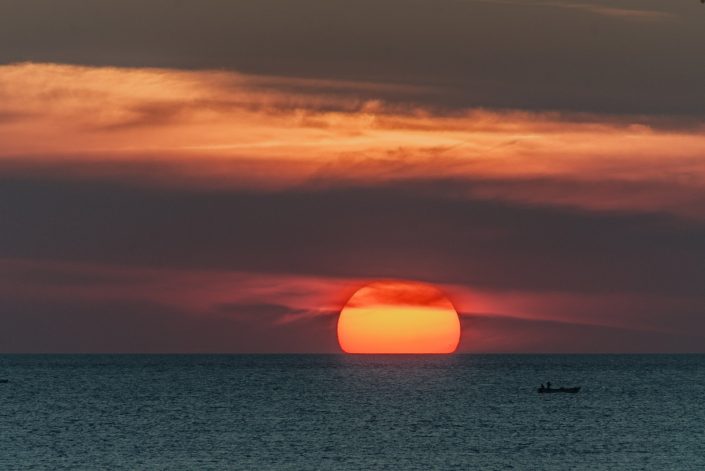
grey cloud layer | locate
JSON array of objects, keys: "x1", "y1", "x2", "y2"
[
  {"x1": 460, "y1": 313, "x2": 705, "y2": 353},
  {"x1": 3, "y1": 176, "x2": 705, "y2": 296},
  {"x1": 3, "y1": 173, "x2": 705, "y2": 353},
  {"x1": 0, "y1": 298, "x2": 339, "y2": 353},
  {"x1": 1, "y1": 294, "x2": 701, "y2": 353},
  {"x1": 1, "y1": 0, "x2": 704, "y2": 115}
]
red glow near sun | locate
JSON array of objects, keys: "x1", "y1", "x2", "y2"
[{"x1": 337, "y1": 280, "x2": 461, "y2": 354}]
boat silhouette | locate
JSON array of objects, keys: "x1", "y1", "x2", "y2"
[{"x1": 537, "y1": 386, "x2": 580, "y2": 394}]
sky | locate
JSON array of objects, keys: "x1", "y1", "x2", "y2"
[{"x1": 1, "y1": 0, "x2": 705, "y2": 353}]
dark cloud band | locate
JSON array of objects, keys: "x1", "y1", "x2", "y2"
[{"x1": 1, "y1": 0, "x2": 704, "y2": 115}]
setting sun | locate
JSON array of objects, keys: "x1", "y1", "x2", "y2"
[{"x1": 337, "y1": 281, "x2": 461, "y2": 354}]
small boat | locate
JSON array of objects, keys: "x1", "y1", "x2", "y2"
[
  {"x1": 0, "y1": 379, "x2": 9, "y2": 384},
  {"x1": 538, "y1": 386, "x2": 580, "y2": 394}
]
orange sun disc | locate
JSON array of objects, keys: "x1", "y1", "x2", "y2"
[{"x1": 337, "y1": 280, "x2": 461, "y2": 354}]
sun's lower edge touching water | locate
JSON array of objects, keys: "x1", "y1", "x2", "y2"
[{"x1": 337, "y1": 280, "x2": 461, "y2": 354}]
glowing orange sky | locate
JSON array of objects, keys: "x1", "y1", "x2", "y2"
[
  {"x1": 0, "y1": 63, "x2": 705, "y2": 351},
  {"x1": 2, "y1": 63, "x2": 705, "y2": 218},
  {"x1": 338, "y1": 281, "x2": 460, "y2": 354},
  {"x1": 2, "y1": 0, "x2": 705, "y2": 356}
]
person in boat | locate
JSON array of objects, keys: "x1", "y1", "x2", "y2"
[
  {"x1": 540, "y1": 383, "x2": 545, "y2": 390},
  {"x1": 546, "y1": 381, "x2": 552, "y2": 390}
]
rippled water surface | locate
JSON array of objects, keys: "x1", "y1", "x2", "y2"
[{"x1": 1, "y1": 355, "x2": 704, "y2": 470}]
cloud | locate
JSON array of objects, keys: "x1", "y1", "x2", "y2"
[
  {"x1": 473, "y1": 0, "x2": 676, "y2": 21},
  {"x1": 0, "y1": 257, "x2": 352, "y2": 316},
  {"x1": 2, "y1": 63, "x2": 705, "y2": 221},
  {"x1": 459, "y1": 313, "x2": 705, "y2": 353},
  {"x1": 2, "y1": 3, "x2": 704, "y2": 354},
  {"x1": 3, "y1": 257, "x2": 704, "y2": 352},
  {"x1": 2, "y1": 1, "x2": 703, "y2": 116},
  {"x1": 3, "y1": 177, "x2": 705, "y2": 298},
  {"x1": 558, "y1": 3, "x2": 675, "y2": 21},
  {"x1": 343, "y1": 281, "x2": 453, "y2": 308},
  {"x1": 1, "y1": 289, "x2": 702, "y2": 353},
  {"x1": 0, "y1": 258, "x2": 346, "y2": 352},
  {"x1": 0, "y1": 298, "x2": 339, "y2": 353}
]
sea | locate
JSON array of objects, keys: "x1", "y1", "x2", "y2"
[{"x1": 1, "y1": 355, "x2": 704, "y2": 470}]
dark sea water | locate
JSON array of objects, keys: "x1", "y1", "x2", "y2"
[{"x1": 1, "y1": 355, "x2": 704, "y2": 470}]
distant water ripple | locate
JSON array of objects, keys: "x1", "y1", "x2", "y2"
[{"x1": 1, "y1": 355, "x2": 704, "y2": 470}]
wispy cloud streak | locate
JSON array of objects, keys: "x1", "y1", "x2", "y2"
[
  {"x1": 2, "y1": 63, "x2": 705, "y2": 219},
  {"x1": 467, "y1": 0, "x2": 676, "y2": 21}
]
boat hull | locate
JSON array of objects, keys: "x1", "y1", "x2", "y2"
[{"x1": 537, "y1": 386, "x2": 580, "y2": 394}]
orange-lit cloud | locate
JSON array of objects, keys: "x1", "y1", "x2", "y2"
[
  {"x1": 3, "y1": 257, "x2": 704, "y2": 353},
  {"x1": 2, "y1": 62, "x2": 705, "y2": 219},
  {"x1": 0, "y1": 257, "x2": 348, "y2": 318},
  {"x1": 342, "y1": 280, "x2": 453, "y2": 309}
]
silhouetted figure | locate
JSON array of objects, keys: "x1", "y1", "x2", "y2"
[{"x1": 538, "y1": 381, "x2": 580, "y2": 394}]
